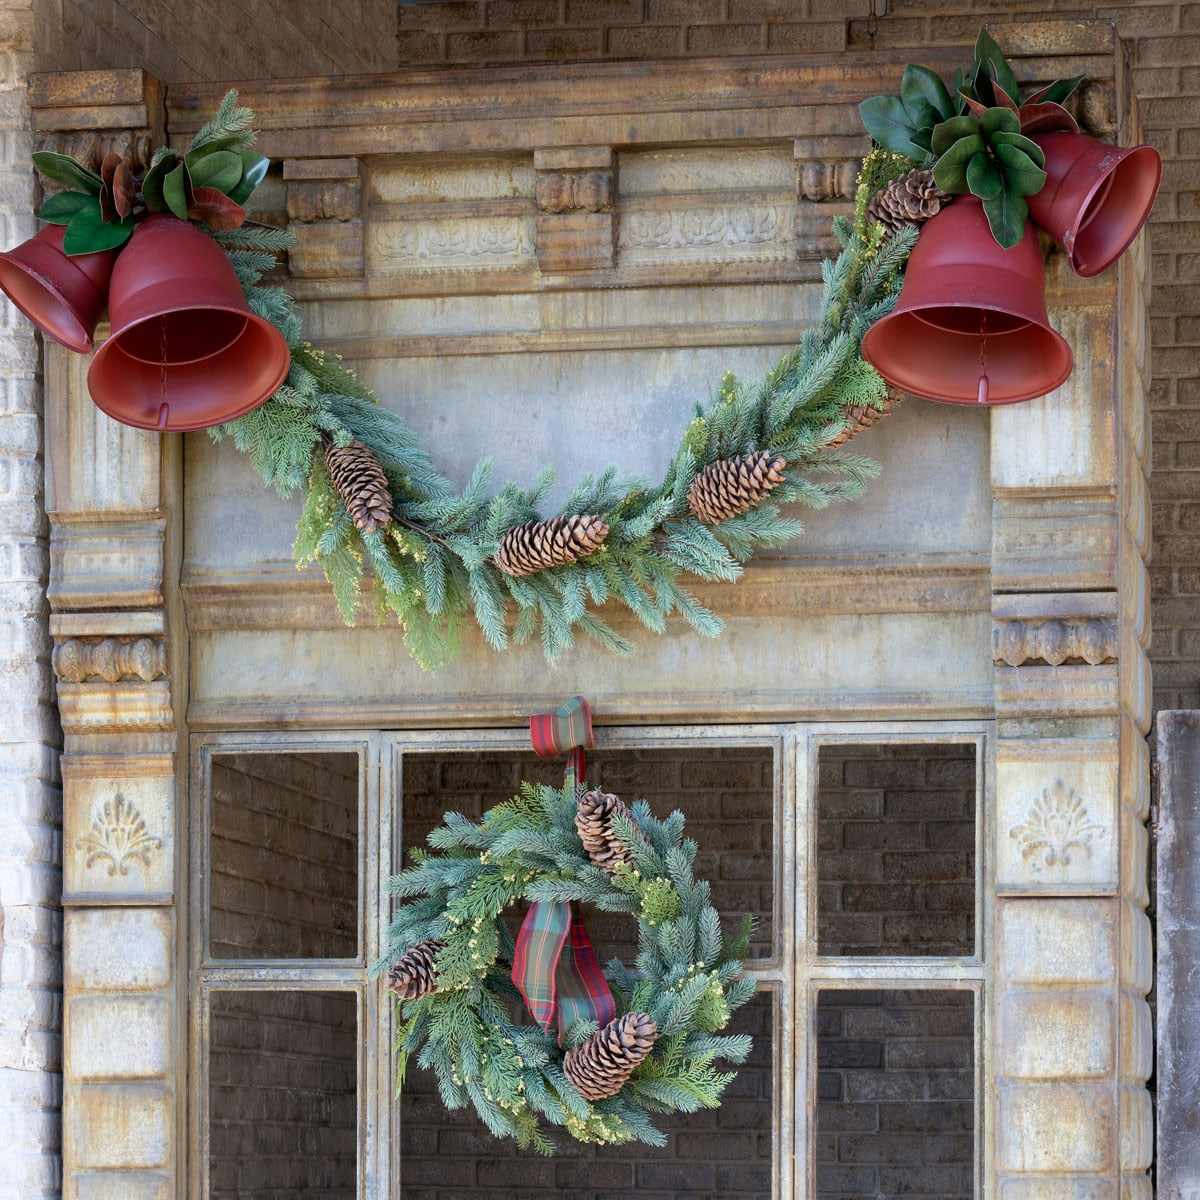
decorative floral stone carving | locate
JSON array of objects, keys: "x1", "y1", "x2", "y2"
[
  {"x1": 992, "y1": 617, "x2": 1117, "y2": 667},
  {"x1": 1010, "y1": 781, "x2": 1103, "y2": 869},
  {"x1": 76, "y1": 794, "x2": 163, "y2": 877},
  {"x1": 52, "y1": 636, "x2": 167, "y2": 684}
]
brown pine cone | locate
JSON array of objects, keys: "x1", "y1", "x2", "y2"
[
  {"x1": 492, "y1": 514, "x2": 610, "y2": 577},
  {"x1": 563, "y1": 1011, "x2": 658, "y2": 1100},
  {"x1": 323, "y1": 437, "x2": 394, "y2": 535},
  {"x1": 867, "y1": 169, "x2": 948, "y2": 237},
  {"x1": 575, "y1": 790, "x2": 637, "y2": 874},
  {"x1": 824, "y1": 389, "x2": 901, "y2": 450},
  {"x1": 687, "y1": 450, "x2": 786, "y2": 525},
  {"x1": 385, "y1": 939, "x2": 443, "y2": 1001}
]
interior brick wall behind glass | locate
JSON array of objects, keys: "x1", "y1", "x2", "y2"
[{"x1": 210, "y1": 752, "x2": 359, "y2": 960}]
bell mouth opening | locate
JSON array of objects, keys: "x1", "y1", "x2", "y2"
[
  {"x1": 113, "y1": 309, "x2": 249, "y2": 365},
  {"x1": 911, "y1": 307, "x2": 1028, "y2": 336},
  {"x1": 0, "y1": 261, "x2": 91, "y2": 353},
  {"x1": 1070, "y1": 145, "x2": 1163, "y2": 277}
]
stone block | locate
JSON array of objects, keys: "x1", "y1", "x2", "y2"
[
  {"x1": 1119, "y1": 1085, "x2": 1152, "y2": 1172},
  {"x1": 71, "y1": 1083, "x2": 171, "y2": 1169},
  {"x1": 73, "y1": 1174, "x2": 172, "y2": 1200},
  {"x1": 999, "y1": 1178, "x2": 1119, "y2": 1200},
  {"x1": 996, "y1": 1083, "x2": 1114, "y2": 1173},
  {"x1": 996, "y1": 899, "x2": 1117, "y2": 986},
  {"x1": 65, "y1": 909, "x2": 171, "y2": 992},
  {"x1": 1119, "y1": 993, "x2": 1152, "y2": 1085},
  {"x1": 64, "y1": 775, "x2": 173, "y2": 902},
  {"x1": 68, "y1": 995, "x2": 170, "y2": 1080},
  {"x1": 995, "y1": 748, "x2": 1117, "y2": 891},
  {"x1": 996, "y1": 990, "x2": 1115, "y2": 1079}
]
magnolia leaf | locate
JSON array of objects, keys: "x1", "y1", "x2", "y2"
[
  {"x1": 966, "y1": 152, "x2": 1003, "y2": 200},
  {"x1": 113, "y1": 162, "x2": 136, "y2": 218},
  {"x1": 98, "y1": 153, "x2": 123, "y2": 223},
  {"x1": 959, "y1": 92, "x2": 988, "y2": 119},
  {"x1": 187, "y1": 186, "x2": 246, "y2": 231},
  {"x1": 911, "y1": 128, "x2": 934, "y2": 153},
  {"x1": 900, "y1": 95, "x2": 937, "y2": 138},
  {"x1": 1026, "y1": 75, "x2": 1085, "y2": 106},
  {"x1": 901, "y1": 64, "x2": 954, "y2": 123},
  {"x1": 140, "y1": 152, "x2": 178, "y2": 212},
  {"x1": 1017, "y1": 101, "x2": 1079, "y2": 136},
  {"x1": 37, "y1": 191, "x2": 95, "y2": 225},
  {"x1": 981, "y1": 189, "x2": 1028, "y2": 249},
  {"x1": 931, "y1": 115, "x2": 979, "y2": 156},
  {"x1": 932, "y1": 133, "x2": 986, "y2": 193},
  {"x1": 980, "y1": 106, "x2": 1020, "y2": 138},
  {"x1": 63, "y1": 204, "x2": 133, "y2": 255},
  {"x1": 163, "y1": 161, "x2": 195, "y2": 221},
  {"x1": 228, "y1": 152, "x2": 269, "y2": 205},
  {"x1": 31, "y1": 151, "x2": 102, "y2": 195},
  {"x1": 986, "y1": 76, "x2": 1020, "y2": 115},
  {"x1": 992, "y1": 130, "x2": 1046, "y2": 167},
  {"x1": 994, "y1": 143, "x2": 1047, "y2": 196},
  {"x1": 974, "y1": 27, "x2": 1020, "y2": 104},
  {"x1": 188, "y1": 149, "x2": 242, "y2": 194},
  {"x1": 184, "y1": 135, "x2": 251, "y2": 167},
  {"x1": 859, "y1": 95, "x2": 922, "y2": 155}
]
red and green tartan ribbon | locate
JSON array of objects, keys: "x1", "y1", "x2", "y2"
[{"x1": 515, "y1": 695, "x2": 615, "y2": 1042}]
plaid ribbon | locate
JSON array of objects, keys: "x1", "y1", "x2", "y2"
[{"x1": 514, "y1": 696, "x2": 615, "y2": 1042}]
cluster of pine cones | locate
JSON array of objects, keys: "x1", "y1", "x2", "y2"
[{"x1": 867, "y1": 168, "x2": 947, "y2": 237}]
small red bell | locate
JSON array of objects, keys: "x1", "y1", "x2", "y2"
[
  {"x1": 87, "y1": 214, "x2": 290, "y2": 431},
  {"x1": 861, "y1": 197, "x2": 1073, "y2": 406},
  {"x1": 1028, "y1": 132, "x2": 1161, "y2": 277},
  {"x1": 0, "y1": 224, "x2": 115, "y2": 353}
]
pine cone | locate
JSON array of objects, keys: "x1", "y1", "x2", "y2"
[
  {"x1": 493, "y1": 514, "x2": 609, "y2": 577},
  {"x1": 824, "y1": 389, "x2": 900, "y2": 450},
  {"x1": 563, "y1": 1012, "x2": 658, "y2": 1100},
  {"x1": 575, "y1": 790, "x2": 638, "y2": 874},
  {"x1": 385, "y1": 939, "x2": 442, "y2": 1001},
  {"x1": 687, "y1": 450, "x2": 786, "y2": 525},
  {"x1": 323, "y1": 437, "x2": 394, "y2": 535},
  {"x1": 867, "y1": 169, "x2": 948, "y2": 237}
]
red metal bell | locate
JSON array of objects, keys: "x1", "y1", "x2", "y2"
[
  {"x1": 1028, "y1": 132, "x2": 1161, "y2": 278},
  {"x1": 0, "y1": 224, "x2": 115, "y2": 353},
  {"x1": 861, "y1": 197, "x2": 1073, "y2": 406},
  {"x1": 87, "y1": 214, "x2": 290, "y2": 431}
]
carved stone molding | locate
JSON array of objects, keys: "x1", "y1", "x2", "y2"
[
  {"x1": 1009, "y1": 780, "x2": 1103, "y2": 870},
  {"x1": 284, "y1": 157, "x2": 364, "y2": 279},
  {"x1": 52, "y1": 636, "x2": 168, "y2": 684},
  {"x1": 534, "y1": 146, "x2": 614, "y2": 272},
  {"x1": 75, "y1": 793, "x2": 164, "y2": 878},
  {"x1": 795, "y1": 158, "x2": 856, "y2": 203},
  {"x1": 993, "y1": 617, "x2": 1118, "y2": 667},
  {"x1": 38, "y1": 129, "x2": 157, "y2": 176}
]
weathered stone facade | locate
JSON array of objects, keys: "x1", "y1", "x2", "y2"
[{"x1": 0, "y1": 6, "x2": 1180, "y2": 1200}]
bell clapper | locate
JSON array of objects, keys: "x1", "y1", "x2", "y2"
[{"x1": 976, "y1": 311, "x2": 990, "y2": 405}]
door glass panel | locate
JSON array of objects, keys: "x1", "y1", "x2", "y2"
[
  {"x1": 209, "y1": 751, "x2": 359, "y2": 960},
  {"x1": 817, "y1": 744, "x2": 976, "y2": 957},
  {"x1": 816, "y1": 989, "x2": 974, "y2": 1200}
]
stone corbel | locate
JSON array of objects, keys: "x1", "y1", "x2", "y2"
[
  {"x1": 284, "y1": 157, "x2": 365, "y2": 279},
  {"x1": 533, "y1": 147, "x2": 614, "y2": 273},
  {"x1": 793, "y1": 136, "x2": 859, "y2": 259}
]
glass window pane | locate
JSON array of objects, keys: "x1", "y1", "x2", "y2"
[
  {"x1": 399, "y1": 991, "x2": 773, "y2": 1200},
  {"x1": 817, "y1": 989, "x2": 974, "y2": 1200},
  {"x1": 401, "y1": 744, "x2": 775, "y2": 961},
  {"x1": 209, "y1": 752, "x2": 359, "y2": 960},
  {"x1": 209, "y1": 990, "x2": 358, "y2": 1199},
  {"x1": 817, "y1": 744, "x2": 976, "y2": 957}
]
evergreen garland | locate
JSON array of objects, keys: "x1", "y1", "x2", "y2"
[
  {"x1": 375, "y1": 779, "x2": 756, "y2": 1151},
  {"x1": 194, "y1": 97, "x2": 916, "y2": 668}
]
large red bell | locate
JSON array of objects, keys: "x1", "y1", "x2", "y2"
[
  {"x1": 0, "y1": 224, "x2": 115, "y2": 353},
  {"x1": 87, "y1": 214, "x2": 290, "y2": 431},
  {"x1": 861, "y1": 197, "x2": 1072, "y2": 406},
  {"x1": 1028, "y1": 132, "x2": 1161, "y2": 278}
]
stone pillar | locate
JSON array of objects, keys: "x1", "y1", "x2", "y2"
[
  {"x1": 31, "y1": 70, "x2": 179, "y2": 1200},
  {"x1": 987, "y1": 56, "x2": 1153, "y2": 1195}
]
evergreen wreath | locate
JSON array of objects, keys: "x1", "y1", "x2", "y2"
[
  {"x1": 172, "y1": 95, "x2": 919, "y2": 670},
  {"x1": 376, "y1": 778, "x2": 756, "y2": 1152}
]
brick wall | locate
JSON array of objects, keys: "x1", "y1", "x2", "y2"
[
  {"x1": 33, "y1": 0, "x2": 397, "y2": 82},
  {"x1": 209, "y1": 989, "x2": 357, "y2": 1200},
  {"x1": 210, "y1": 752, "x2": 359, "y2": 960},
  {"x1": 399, "y1": 746, "x2": 775, "y2": 1197},
  {"x1": 817, "y1": 989, "x2": 975, "y2": 1200},
  {"x1": 0, "y1": 3, "x2": 62, "y2": 1199},
  {"x1": 396, "y1": 0, "x2": 861, "y2": 66},
  {"x1": 818, "y1": 745, "x2": 976, "y2": 957}
]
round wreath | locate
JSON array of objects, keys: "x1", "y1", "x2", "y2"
[{"x1": 378, "y1": 778, "x2": 756, "y2": 1151}]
